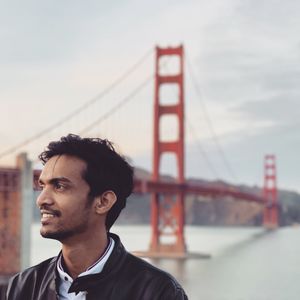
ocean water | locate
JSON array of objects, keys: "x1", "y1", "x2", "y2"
[{"x1": 31, "y1": 224, "x2": 300, "y2": 300}]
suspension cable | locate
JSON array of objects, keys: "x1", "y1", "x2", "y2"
[
  {"x1": 80, "y1": 74, "x2": 153, "y2": 134},
  {"x1": 161, "y1": 63, "x2": 220, "y2": 178},
  {"x1": 186, "y1": 119, "x2": 220, "y2": 178},
  {"x1": 186, "y1": 53, "x2": 237, "y2": 182},
  {"x1": 0, "y1": 48, "x2": 153, "y2": 159}
]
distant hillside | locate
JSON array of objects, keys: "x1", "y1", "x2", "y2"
[{"x1": 116, "y1": 168, "x2": 300, "y2": 227}]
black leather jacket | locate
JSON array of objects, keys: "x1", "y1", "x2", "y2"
[{"x1": 6, "y1": 233, "x2": 188, "y2": 300}]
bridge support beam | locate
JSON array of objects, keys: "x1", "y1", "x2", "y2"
[
  {"x1": 263, "y1": 154, "x2": 279, "y2": 228},
  {"x1": 17, "y1": 153, "x2": 33, "y2": 270},
  {"x1": 149, "y1": 45, "x2": 186, "y2": 256}
]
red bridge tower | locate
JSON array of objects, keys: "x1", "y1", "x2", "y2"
[
  {"x1": 263, "y1": 154, "x2": 279, "y2": 228},
  {"x1": 150, "y1": 45, "x2": 186, "y2": 256}
]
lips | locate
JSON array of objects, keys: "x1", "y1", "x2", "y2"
[{"x1": 40, "y1": 210, "x2": 60, "y2": 224}]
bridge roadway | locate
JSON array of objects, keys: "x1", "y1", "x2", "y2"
[{"x1": 134, "y1": 178, "x2": 267, "y2": 204}]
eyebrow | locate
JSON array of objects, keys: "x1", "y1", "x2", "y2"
[{"x1": 38, "y1": 177, "x2": 72, "y2": 185}]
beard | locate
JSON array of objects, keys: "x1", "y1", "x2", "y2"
[
  {"x1": 40, "y1": 217, "x2": 90, "y2": 242},
  {"x1": 39, "y1": 199, "x2": 93, "y2": 242},
  {"x1": 41, "y1": 228, "x2": 78, "y2": 241}
]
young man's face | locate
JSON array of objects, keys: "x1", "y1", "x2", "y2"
[{"x1": 36, "y1": 154, "x2": 96, "y2": 242}]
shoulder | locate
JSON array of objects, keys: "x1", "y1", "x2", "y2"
[
  {"x1": 109, "y1": 233, "x2": 188, "y2": 299},
  {"x1": 10, "y1": 256, "x2": 56, "y2": 282},
  {"x1": 6, "y1": 257, "x2": 57, "y2": 298},
  {"x1": 124, "y1": 253, "x2": 188, "y2": 299}
]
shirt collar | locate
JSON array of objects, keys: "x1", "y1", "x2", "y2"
[{"x1": 56, "y1": 237, "x2": 115, "y2": 283}]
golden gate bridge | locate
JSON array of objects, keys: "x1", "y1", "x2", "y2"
[{"x1": 0, "y1": 45, "x2": 278, "y2": 278}]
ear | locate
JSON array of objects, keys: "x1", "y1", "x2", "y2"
[{"x1": 94, "y1": 191, "x2": 117, "y2": 215}]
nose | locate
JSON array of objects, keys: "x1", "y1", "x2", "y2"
[{"x1": 36, "y1": 187, "x2": 54, "y2": 208}]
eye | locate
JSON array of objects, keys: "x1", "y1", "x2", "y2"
[
  {"x1": 54, "y1": 181, "x2": 66, "y2": 191},
  {"x1": 37, "y1": 182, "x2": 44, "y2": 191}
]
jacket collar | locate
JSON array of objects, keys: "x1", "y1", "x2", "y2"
[{"x1": 66, "y1": 233, "x2": 128, "y2": 294}]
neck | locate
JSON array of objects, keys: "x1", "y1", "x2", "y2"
[{"x1": 61, "y1": 230, "x2": 109, "y2": 279}]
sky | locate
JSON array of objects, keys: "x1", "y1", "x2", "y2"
[{"x1": 0, "y1": 0, "x2": 299, "y2": 192}]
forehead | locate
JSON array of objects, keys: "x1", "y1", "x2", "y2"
[{"x1": 40, "y1": 155, "x2": 87, "y2": 181}]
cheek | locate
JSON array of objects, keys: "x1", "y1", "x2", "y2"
[
  {"x1": 66, "y1": 194, "x2": 92, "y2": 214},
  {"x1": 77, "y1": 188, "x2": 93, "y2": 206}
]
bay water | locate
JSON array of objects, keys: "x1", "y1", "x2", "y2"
[{"x1": 31, "y1": 224, "x2": 300, "y2": 300}]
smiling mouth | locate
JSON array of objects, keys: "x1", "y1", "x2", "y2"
[
  {"x1": 40, "y1": 211, "x2": 59, "y2": 223},
  {"x1": 42, "y1": 213, "x2": 55, "y2": 218}
]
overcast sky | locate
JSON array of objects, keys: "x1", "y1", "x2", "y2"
[{"x1": 0, "y1": 0, "x2": 299, "y2": 192}]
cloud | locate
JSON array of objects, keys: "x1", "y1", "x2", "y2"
[
  {"x1": 0, "y1": 0, "x2": 299, "y2": 191},
  {"x1": 234, "y1": 93, "x2": 300, "y2": 126}
]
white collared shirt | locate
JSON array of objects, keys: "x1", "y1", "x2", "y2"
[{"x1": 57, "y1": 237, "x2": 115, "y2": 300}]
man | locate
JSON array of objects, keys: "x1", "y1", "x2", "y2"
[{"x1": 6, "y1": 134, "x2": 188, "y2": 300}]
